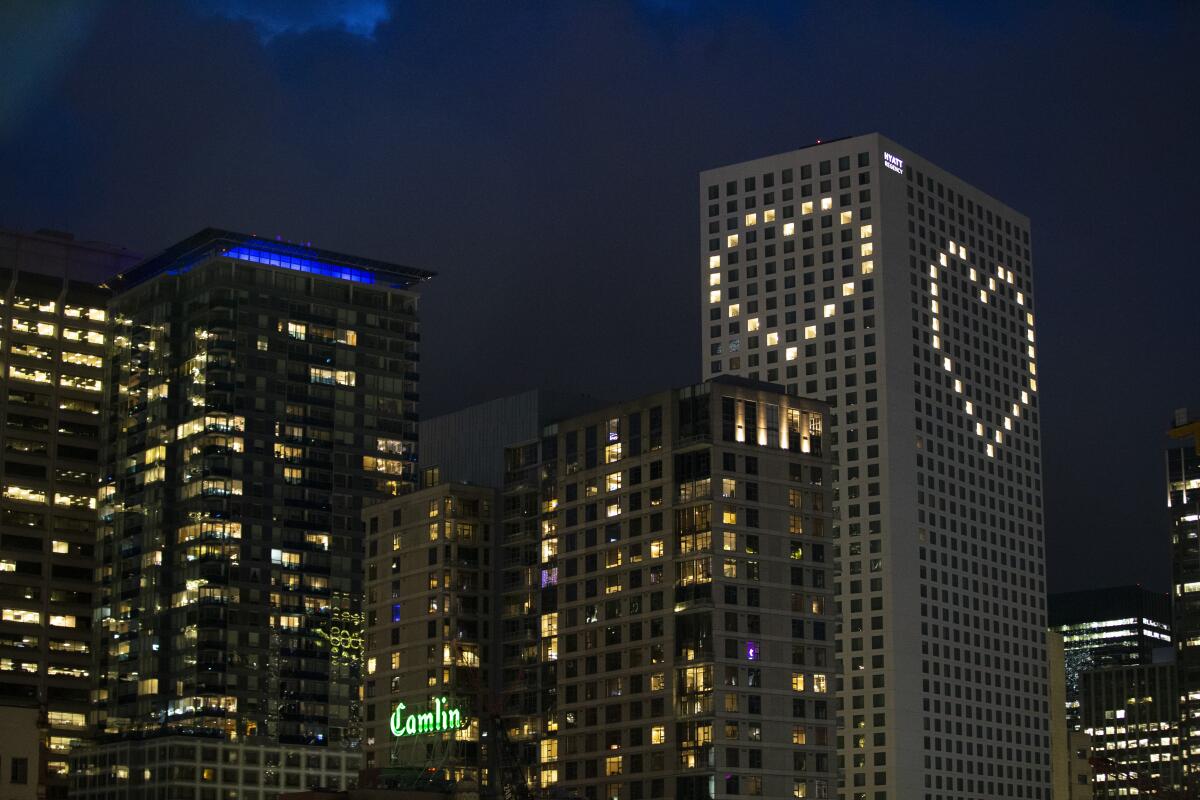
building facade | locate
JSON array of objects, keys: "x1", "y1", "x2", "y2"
[
  {"x1": 0, "y1": 229, "x2": 138, "y2": 795},
  {"x1": 1167, "y1": 408, "x2": 1200, "y2": 791},
  {"x1": 1048, "y1": 585, "x2": 1172, "y2": 729},
  {"x1": 362, "y1": 481, "x2": 498, "y2": 791},
  {"x1": 363, "y1": 378, "x2": 838, "y2": 800},
  {"x1": 700, "y1": 134, "x2": 1050, "y2": 799},
  {"x1": 1079, "y1": 660, "x2": 1182, "y2": 796},
  {"x1": 72, "y1": 229, "x2": 432, "y2": 799}
]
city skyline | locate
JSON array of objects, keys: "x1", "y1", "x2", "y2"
[{"x1": 2, "y1": 2, "x2": 1196, "y2": 595}]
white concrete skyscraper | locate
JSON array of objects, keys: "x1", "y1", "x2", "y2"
[{"x1": 700, "y1": 133, "x2": 1049, "y2": 800}]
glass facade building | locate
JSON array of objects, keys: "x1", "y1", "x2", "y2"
[
  {"x1": 1048, "y1": 585, "x2": 1172, "y2": 729},
  {"x1": 72, "y1": 229, "x2": 432, "y2": 799}
]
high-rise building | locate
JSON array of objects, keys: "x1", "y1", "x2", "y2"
[
  {"x1": 363, "y1": 378, "x2": 838, "y2": 800},
  {"x1": 71, "y1": 229, "x2": 432, "y2": 800},
  {"x1": 1167, "y1": 407, "x2": 1200, "y2": 789},
  {"x1": 1048, "y1": 585, "x2": 1172, "y2": 728},
  {"x1": 700, "y1": 134, "x2": 1050, "y2": 799},
  {"x1": 362, "y1": 480, "x2": 498, "y2": 792},
  {"x1": 1079, "y1": 658, "x2": 1182, "y2": 797},
  {"x1": 0, "y1": 229, "x2": 138, "y2": 795}
]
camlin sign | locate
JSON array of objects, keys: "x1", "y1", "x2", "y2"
[{"x1": 389, "y1": 697, "x2": 465, "y2": 737}]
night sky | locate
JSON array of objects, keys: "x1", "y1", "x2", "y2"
[{"x1": 2, "y1": 1, "x2": 1197, "y2": 594}]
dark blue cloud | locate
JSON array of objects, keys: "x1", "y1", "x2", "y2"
[{"x1": 189, "y1": 0, "x2": 390, "y2": 41}]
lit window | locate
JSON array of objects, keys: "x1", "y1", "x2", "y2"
[
  {"x1": 801, "y1": 201, "x2": 813, "y2": 215},
  {"x1": 709, "y1": 273, "x2": 720, "y2": 287},
  {"x1": 54, "y1": 493, "x2": 95, "y2": 510},
  {"x1": 62, "y1": 352, "x2": 103, "y2": 368},
  {"x1": 727, "y1": 234, "x2": 739, "y2": 248},
  {"x1": 979, "y1": 290, "x2": 988, "y2": 304},
  {"x1": 309, "y1": 367, "x2": 356, "y2": 386},
  {"x1": 59, "y1": 375, "x2": 102, "y2": 392},
  {"x1": 859, "y1": 224, "x2": 872, "y2": 238},
  {"x1": 766, "y1": 332, "x2": 779, "y2": 346},
  {"x1": 804, "y1": 326, "x2": 816, "y2": 340},
  {"x1": 728, "y1": 304, "x2": 740, "y2": 318},
  {"x1": 791, "y1": 672, "x2": 806, "y2": 691},
  {"x1": 839, "y1": 211, "x2": 852, "y2": 225},
  {"x1": 51, "y1": 541, "x2": 69, "y2": 554},
  {"x1": 841, "y1": 282, "x2": 855, "y2": 297},
  {"x1": 763, "y1": 209, "x2": 776, "y2": 223},
  {"x1": 860, "y1": 242, "x2": 873, "y2": 257},
  {"x1": 49, "y1": 614, "x2": 76, "y2": 628},
  {"x1": 785, "y1": 347, "x2": 798, "y2": 361},
  {"x1": 861, "y1": 260, "x2": 873, "y2": 275},
  {"x1": 651, "y1": 725, "x2": 665, "y2": 744},
  {"x1": 822, "y1": 304, "x2": 835, "y2": 319},
  {"x1": 709, "y1": 290, "x2": 721, "y2": 304},
  {"x1": 9, "y1": 366, "x2": 51, "y2": 384},
  {"x1": 783, "y1": 222, "x2": 795, "y2": 236},
  {"x1": 820, "y1": 197, "x2": 832, "y2": 211},
  {"x1": 744, "y1": 212, "x2": 757, "y2": 227},
  {"x1": 2, "y1": 609, "x2": 41, "y2": 624},
  {"x1": 792, "y1": 728, "x2": 807, "y2": 746},
  {"x1": 606, "y1": 472, "x2": 622, "y2": 492},
  {"x1": 4, "y1": 486, "x2": 46, "y2": 504},
  {"x1": 746, "y1": 317, "x2": 759, "y2": 332}
]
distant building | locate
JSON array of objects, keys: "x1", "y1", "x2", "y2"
[
  {"x1": 71, "y1": 229, "x2": 433, "y2": 800},
  {"x1": 364, "y1": 378, "x2": 838, "y2": 799},
  {"x1": 0, "y1": 229, "x2": 137, "y2": 797},
  {"x1": 1168, "y1": 407, "x2": 1200, "y2": 791},
  {"x1": 1048, "y1": 585, "x2": 1172, "y2": 728},
  {"x1": 1080, "y1": 657, "x2": 1182, "y2": 796}
]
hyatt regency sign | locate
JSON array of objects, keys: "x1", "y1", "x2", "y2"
[{"x1": 389, "y1": 697, "x2": 465, "y2": 738}]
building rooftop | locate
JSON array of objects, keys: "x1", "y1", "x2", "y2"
[
  {"x1": 110, "y1": 227, "x2": 436, "y2": 292},
  {"x1": 1048, "y1": 585, "x2": 1171, "y2": 628}
]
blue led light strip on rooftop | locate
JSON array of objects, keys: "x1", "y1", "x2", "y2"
[{"x1": 223, "y1": 245, "x2": 375, "y2": 285}]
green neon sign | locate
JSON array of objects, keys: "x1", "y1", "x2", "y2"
[{"x1": 389, "y1": 697, "x2": 465, "y2": 738}]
